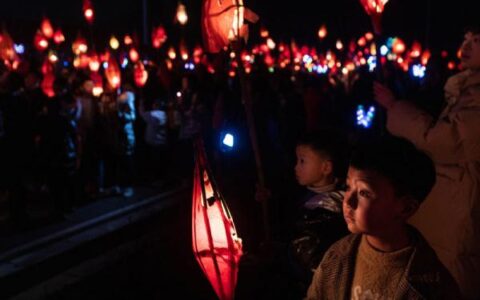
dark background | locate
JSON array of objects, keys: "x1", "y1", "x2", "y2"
[{"x1": 0, "y1": 0, "x2": 476, "y2": 53}]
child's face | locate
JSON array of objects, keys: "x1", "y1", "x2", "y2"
[
  {"x1": 343, "y1": 167, "x2": 406, "y2": 237},
  {"x1": 460, "y1": 32, "x2": 480, "y2": 70},
  {"x1": 295, "y1": 145, "x2": 332, "y2": 187}
]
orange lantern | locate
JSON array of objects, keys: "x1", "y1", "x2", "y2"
[
  {"x1": 129, "y1": 48, "x2": 139, "y2": 63},
  {"x1": 176, "y1": 2, "x2": 188, "y2": 25},
  {"x1": 359, "y1": 0, "x2": 389, "y2": 34},
  {"x1": 34, "y1": 30, "x2": 49, "y2": 51},
  {"x1": 260, "y1": 27, "x2": 269, "y2": 38},
  {"x1": 41, "y1": 72, "x2": 55, "y2": 98},
  {"x1": 421, "y1": 49, "x2": 431, "y2": 66},
  {"x1": 0, "y1": 29, "x2": 17, "y2": 63},
  {"x1": 91, "y1": 72, "x2": 104, "y2": 97},
  {"x1": 392, "y1": 38, "x2": 406, "y2": 54},
  {"x1": 151, "y1": 26, "x2": 167, "y2": 49},
  {"x1": 72, "y1": 36, "x2": 88, "y2": 55},
  {"x1": 318, "y1": 24, "x2": 327, "y2": 39},
  {"x1": 105, "y1": 56, "x2": 121, "y2": 89},
  {"x1": 409, "y1": 41, "x2": 422, "y2": 58},
  {"x1": 201, "y1": 0, "x2": 259, "y2": 53},
  {"x1": 124, "y1": 35, "x2": 133, "y2": 46},
  {"x1": 83, "y1": 0, "x2": 94, "y2": 24},
  {"x1": 192, "y1": 138, "x2": 242, "y2": 300},
  {"x1": 89, "y1": 52, "x2": 100, "y2": 72},
  {"x1": 133, "y1": 61, "x2": 148, "y2": 87},
  {"x1": 41, "y1": 18, "x2": 54, "y2": 39},
  {"x1": 53, "y1": 29, "x2": 65, "y2": 44}
]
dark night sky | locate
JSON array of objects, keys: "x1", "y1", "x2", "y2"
[{"x1": 0, "y1": 0, "x2": 477, "y2": 52}]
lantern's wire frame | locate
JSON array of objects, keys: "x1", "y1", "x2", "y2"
[
  {"x1": 205, "y1": 0, "x2": 245, "y2": 41},
  {"x1": 192, "y1": 137, "x2": 241, "y2": 300}
]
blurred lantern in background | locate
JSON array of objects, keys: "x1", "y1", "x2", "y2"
[
  {"x1": 359, "y1": 0, "x2": 389, "y2": 34},
  {"x1": 133, "y1": 61, "x2": 148, "y2": 87},
  {"x1": 0, "y1": 29, "x2": 18, "y2": 64},
  {"x1": 318, "y1": 24, "x2": 327, "y2": 40},
  {"x1": 129, "y1": 48, "x2": 139, "y2": 63},
  {"x1": 41, "y1": 72, "x2": 55, "y2": 98},
  {"x1": 109, "y1": 36, "x2": 120, "y2": 50},
  {"x1": 176, "y1": 2, "x2": 188, "y2": 26},
  {"x1": 151, "y1": 26, "x2": 167, "y2": 49},
  {"x1": 83, "y1": 0, "x2": 94, "y2": 24},
  {"x1": 40, "y1": 18, "x2": 54, "y2": 39},
  {"x1": 91, "y1": 71, "x2": 104, "y2": 97},
  {"x1": 192, "y1": 138, "x2": 243, "y2": 300},
  {"x1": 72, "y1": 36, "x2": 88, "y2": 55},
  {"x1": 201, "y1": 0, "x2": 258, "y2": 53},
  {"x1": 105, "y1": 56, "x2": 121, "y2": 89},
  {"x1": 89, "y1": 52, "x2": 100, "y2": 72},
  {"x1": 53, "y1": 29, "x2": 65, "y2": 44},
  {"x1": 34, "y1": 30, "x2": 49, "y2": 51}
]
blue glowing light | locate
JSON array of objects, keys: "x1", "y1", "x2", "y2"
[
  {"x1": 380, "y1": 45, "x2": 389, "y2": 56},
  {"x1": 356, "y1": 105, "x2": 376, "y2": 128},
  {"x1": 412, "y1": 64, "x2": 426, "y2": 78},
  {"x1": 222, "y1": 133, "x2": 234, "y2": 148},
  {"x1": 367, "y1": 56, "x2": 377, "y2": 72},
  {"x1": 14, "y1": 44, "x2": 25, "y2": 54}
]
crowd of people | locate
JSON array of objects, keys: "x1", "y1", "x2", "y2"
[{"x1": 1, "y1": 22, "x2": 480, "y2": 299}]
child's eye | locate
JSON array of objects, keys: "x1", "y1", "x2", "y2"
[{"x1": 359, "y1": 190, "x2": 372, "y2": 198}]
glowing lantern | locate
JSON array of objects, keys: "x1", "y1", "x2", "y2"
[
  {"x1": 392, "y1": 38, "x2": 406, "y2": 54},
  {"x1": 133, "y1": 61, "x2": 148, "y2": 87},
  {"x1": 318, "y1": 24, "x2": 327, "y2": 39},
  {"x1": 91, "y1": 72, "x2": 103, "y2": 97},
  {"x1": 105, "y1": 56, "x2": 121, "y2": 89},
  {"x1": 336, "y1": 39, "x2": 344, "y2": 50},
  {"x1": 129, "y1": 48, "x2": 139, "y2": 63},
  {"x1": 72, "y1": 36, "x2": 88, "y2": 55},
  {"x1": 192, "y1": 138, "x2": 243, "y2": 300},
  {"x1": 421, "y1": 50, "x2": 431, "y2": 65},
  {"x1": 151, "y1": 26, "x2": 167, "y2": 49},
  {"x1": 83, "y1": 0, "x2": 94, "y2": 24},
  {"x1": 201, "y1": 0, "x2": 259, "y2": 53},
  {"x1": 448, "y1": 61, "x2": 456, "y2": 70},
  {"x1": 260, "y1": 27, "x2": 269, "y2": 38},
  {"x1": 441, "y1": 50, "x2": 448, "y2": 58},
  {"x1": 176, "y1": 2, "x2": 188, "y2": 25},
  {"x1": 410, "y1": 41, "x2": 422, "y2": 58},
  {"x1": 41, "y1": 72, "x2": 55, "y2": 98},
  {"x1": 365, "y1": 32, "x2": 374, "y2": 41},
  {"x1": 0, "y1": 30, "x2": 17, "y2": 63},
  {"x1": 48, "y1": 50, "x2": 58, "y2": 63},
  {"x1": 110, "y1": 36, "x2": 120, "y2": 50},
  {"x1": 168, "y1": 47, "x2": 177, "y2": 60},
  {"x1": 357, "y1": 37, "x2": 367, "y2": 47},
  {"x1": 89, "y1": 53, "x2": 100, "y2": 72},
  {"x1": 53, "y1": 29, "x2": 65, "y2": 44},
  {"x1": 359, "y1": 0, "x2": 389, "y2": 34},
  {"x1": 124, "y1": 35, "x2": 133, "y2": 46},
  {"x1": 41, "y1": 18, "x2": 54, "y2": 39},
  {"x1": 266, "y1": 38, "x2": 276, "y2": 50},
  {"x1": 34, "y1": 31, "x2": 49, "y2": 51}
]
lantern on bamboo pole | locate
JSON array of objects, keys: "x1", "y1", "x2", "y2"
[{"x1": 192, "y1": 137, "x2": 243, "y2": 300}]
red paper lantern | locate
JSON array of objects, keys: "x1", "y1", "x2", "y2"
[
  {"x1": 41, "y1": 72, "x2": 55, "y2": 98},
  {"x1": 34, "y1": 30, "x2": 49, "y2": 51},
  {"x1": 151, "y1": 26, "x2": 167, "y2": 49},
  {"x1": 192, "y1": 138, "x2": 242, "y2": 300},
  {"x1": 359, "y1": 0, "x2": 389, "y2": 34},
  {"x1": 105, "y1": 56, "x2": 121, "y2": 89},
  {"x1": 83, "y1": 0, "x2": 94, "y2": 24},
  {"x1": 129, "y1": 48, "x2": 139, "y2": 63},
  {"x1": 0, "y1": 29, "x2": 17, "y2": 62},
  {"x1": 41, "y1": 18, "x2": 54, "y2": 39},
  {"x1": 91, "y1": 71, "x2": 104, "y2": 97},
  {"x1": 89, "y1": 52, "x2": 100, "y2": 72},
  {"x1": 133, "y1": 61, "x2": 148, "y2": 87},
  {"x1": 53, "y1": 29, "x2": 65, "y2": 44},
  {"x1": 201, "y1": 0, "x2": 259, "y2": 53},
  {"x1": 72, "y1": 36, "x2": 88, "y2": 55}
]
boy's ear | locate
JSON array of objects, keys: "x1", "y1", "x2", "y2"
[
  {"x1": 399, "y1": 197, "x2": 419, "y2": 219},
  {"x1": 323, "y1": 160, "x2": 333, "y2": 175}
]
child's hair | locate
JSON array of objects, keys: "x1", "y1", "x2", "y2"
[
  {"x1": 349, "y1": 135, "x2": 435, "y2": 204},
  {"x1": 296, "y1": 130, "x2": 348, "y2": 178},
  {"x1": 464, "y1": 24, "x2": 480, "y2": 35}
]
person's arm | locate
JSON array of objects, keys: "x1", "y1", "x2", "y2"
[{"x1": 374, "y1": 82, "x2": 480, "y2": 164}]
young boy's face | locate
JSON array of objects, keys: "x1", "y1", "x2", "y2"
[
  {"x1": 343, "y1": 167, "x2": 407, "y2": 237},
  {"x1": 295, "y1": 145, "x2": 331, "y2": 187},
  {"x1": 460, "y1": 31, "x2": 480, "y2": 70}
]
